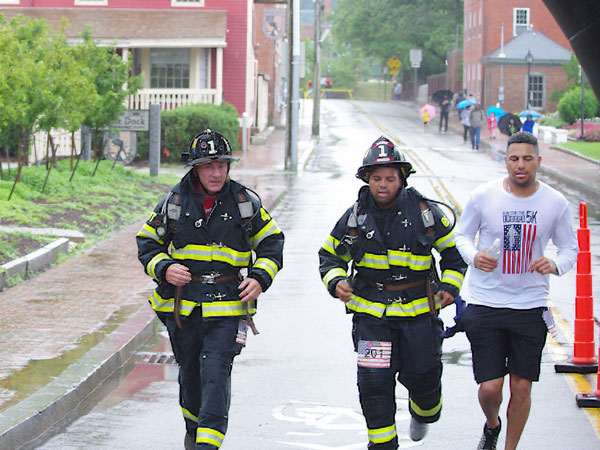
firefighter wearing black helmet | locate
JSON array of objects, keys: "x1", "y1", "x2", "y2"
[
  {"x1": 137, "y1": 129, "x2": 284, "y2": 450},
  {"x1": 319, "y1": 136, "x2": 466, "y2": 447}
]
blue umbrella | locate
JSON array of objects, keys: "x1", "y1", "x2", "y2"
[
  {"x1": 519, "y1": 109, "x2": 542, "y2": 118},
  {"x1": 487, "y1": 106, "x2": 506, "y2": 118},
  {"x1": 455, "y1": 99, "x2": 476, "y2": 110}
]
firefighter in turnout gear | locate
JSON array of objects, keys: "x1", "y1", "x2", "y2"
[
  {"x1": 318, "y1": 136, "x2": 466, "y2": 448},
  {"x1": 137, "y1": 129, "x2": 284, "y2": 450}
]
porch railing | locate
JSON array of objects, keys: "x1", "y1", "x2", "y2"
[{"x1": 127, "y1": 88, "x2": 220, "y2": 110}]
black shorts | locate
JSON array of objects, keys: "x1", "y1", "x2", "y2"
[{"x1": 461, "y1": 304, "x2": 547, "y2": 383}]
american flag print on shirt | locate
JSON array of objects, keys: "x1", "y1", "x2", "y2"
[
  {"x1": 357, "y1": 340, "x2": 392, "y2": 368},
  {"x1": 502, "y1": 210, "x2": 538, "y2": 274}
]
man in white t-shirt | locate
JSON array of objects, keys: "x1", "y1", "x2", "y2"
[{"x1": 455, "y1": 131, "x2": 578, "y2": 450}]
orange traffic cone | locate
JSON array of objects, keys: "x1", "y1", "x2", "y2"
[
  {"x1": 555, "y1": 203, "x2": 598, "y2": 374},
  {"x1": 576, "y1": 319, "x2": 600, "y2": 408}
]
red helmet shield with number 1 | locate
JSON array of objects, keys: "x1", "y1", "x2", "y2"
[{"x1": 356, "y1": 136, "x2": 415, "y2": 183}]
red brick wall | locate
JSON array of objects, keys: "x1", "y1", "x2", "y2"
[
  {"x1": 464, "y1": 0, "x2": 571, "y2": 103},
  {"x1": 253, "y1": 3, "x2": 285, "y2": 124},
  {"x1": 483, "y1": 64, "x2": 568, "y2": 114}
]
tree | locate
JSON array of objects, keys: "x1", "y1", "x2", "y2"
[
  {"x1": 330, "y1": 0, "x2": 463, "y2": 80},
  {"x1": 557, "y1": 86, "x2": 599, "y2": 124},
  {"x1": 76, "y1": 27, "x2": 142, "y2": 164},
  {"x1": 0, "y1": 14, "x2": 58, "y2": 193}
]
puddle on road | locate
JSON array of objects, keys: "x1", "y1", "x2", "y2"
[{"x1": 0, "y1": 303, "x2": 140, "y2": 412}]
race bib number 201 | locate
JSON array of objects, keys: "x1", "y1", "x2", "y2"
[{"x1": 357, "y1": 340, "x2": 392, "y2": 368}]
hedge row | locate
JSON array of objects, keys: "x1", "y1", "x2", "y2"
[{"x1": 136, "y1": 102, "x2": 240, "y2": 162}]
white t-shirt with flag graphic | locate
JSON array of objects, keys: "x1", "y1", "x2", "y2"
[{"x1": 455, "y1": 178, "x2": 578, "y2": 309}]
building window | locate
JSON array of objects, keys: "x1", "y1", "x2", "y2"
[
  {"x1": 74, "y1": 0, "x2": 108, "y2": 5},
  {"x1": 514, "y1": 8, "x2": 530, "y2": 36},
  {"x1": 150, "y1": 48, "x2": 190, "y2": 89},
  {"x1": 172, "y1": 0, "x2": 205, "y2": 6},
  {"x1": 0, "y1": 0, "x2": 20, "y2": 4},
  {"x1": 528, "y1": 73, "x2": 544, "y2": 108}
]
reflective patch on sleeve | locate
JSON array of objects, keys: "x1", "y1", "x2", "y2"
[{"x1": 357, "y1": 340, "x2": 392, "y2": 368}]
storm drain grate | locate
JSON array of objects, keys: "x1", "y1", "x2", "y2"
[{"x1": 141, "y1": 352, "x2": 177, "y2": 365}]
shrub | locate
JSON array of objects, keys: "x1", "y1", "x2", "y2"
[
  {"x1": 583, "y1": 129, "x2": 600, "y2": 142},
  {"x1": 539, "y1": 115, "x2": 569, "y2": 128},
  {"x1": 557, "y1": 86, "x2": 599, "y2": 124},
  {"x1": 136, "y1": 102, "x2": 240, "y2": 162}
]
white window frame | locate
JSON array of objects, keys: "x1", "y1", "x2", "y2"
[
  {"x1": 0, "y1": 0, "x2": 20, "y2": 4},
  {"x1": 75, "y1": 0, "x2": 108, "y2": 5},
  {"x1": 478, "y1": 8, "x2": 482, "y2": 38},
  {"x1": 527, "y1": 72, "x2": 545, "y2": 109},
  {"x1": 513, "y1": 8, "x2": 530, "y2": 36},
  {"x1": 172, "y1": 0, "x2": 205, "y2": 7}
]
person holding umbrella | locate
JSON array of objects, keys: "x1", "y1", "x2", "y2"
[
  {"x1": 460, "y1": 105, "x2": 471, "y2": 143},
  {"x1": 498, "y1": 113, "x2": 522, "y2": 137},
  {"x1": 522, "y1": 115, "x2": 535, "y2": 134}
]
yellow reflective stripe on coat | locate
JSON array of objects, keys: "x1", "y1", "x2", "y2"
[
  {"x1": 182, "y1": 407, "x2": 198, "y2": 423},
  {"x1": 137, "y1": 222, "x2": 165, "y2": 245},
  {"x1": 321, "y1": 236, "x2": 351, "y2": 262},
  {"x1": 323, "y1": 267, "x2": 347, "y2": 286},
  {"x1": 387, "y1": 250, "x2": 431, "y2": 271},
  {"x1": 355, "y1": 252, "x2": 390, "y2": 269},
  {"x1": 171, "y1": 244, "x2": 251, "y2": 267},
  {"x1": 250, "y1": 218, "x2": 282, "y2": 248},
  {"x1": 433, "y1": 230, "x2": 455, "y2": 252},
  {"x1": 368, "y1": 424, "x2": 397, "y2": 444},
  {"x1": 196, "y1": 427, "x2": 225, "y2": 448},
  {"x1": 386, "y1": 296, "x2": 433, "y2": 317},
  {"x1": 148, "y1": 291, "x2": 195, "y2": 316},
  {"x1": 346, "y1": 295, "x2": 386, "y2": 318},
  {"x1": 410, "y1": 396, "x2": 442, "y2": 417},
  {"x1": 202, "y1": 300, "x2": 257, "y2": 318},
  {"x1": 147, "y1": 252, "x2": 170, "y2": 280},
  {"x1": 253, "y1": 257, "x2": 279, "y2": 279},
  {"x1": 347, "y1": 295, "x2": 435, "y2": 318},
  {"x1": 441, "y1": 269, "x2": 464, "y2": 290}
]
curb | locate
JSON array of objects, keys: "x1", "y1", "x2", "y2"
[
  {"x1": 0, "y1": 238, "x2": 70, "y2": 291},
  {"x1": 550, "y1": 144, "x2": 600, "y2": 165},
  {"x1": 0, "y1": 287, "x2": 158, "y2": 450}
]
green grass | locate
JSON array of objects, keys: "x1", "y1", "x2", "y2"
[
  {"x1": 0, "y1": 159, "x2": 180, "y2": 259},
  {"x1": 353, "y1": 81, "x2": 395, "y2": 102},
  {"x1": 558, "y1": 141, "x2": 600, "y2": 161}
]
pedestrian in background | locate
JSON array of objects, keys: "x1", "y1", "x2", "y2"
[
  {"x1": 460, "y1": 105, "x2": 471, "y2": 143},
  {"x1": 454, "y1": 131, "x2": 578, "y2": 450},
  {"x1": 422, "y1": 108, "x2": 430, "y2": 129},
  {"x1": 522, "y1": 115, "x2": 535, "y2": 134},
  {"x1": 487, "y1": 112, "x2": 498, "y2": 140},
  {"x1": 325, "y1": 75, "x2": 333, "y2": 99},
  {"x1": 394, "y1": 82, "x2": 403, "y2": 101},
  {"x1": 319, "y1": 136, "x2": 467, "y2": 448},
  {"x1": 137, "y1": 129, "x2": 285, "y2": 450},
  {"x1": 439, "y1": 95, "x2": 450, "y2": 133},
  {"x1": 469, "y1": 104, "x2": 486, "y2": 150}
]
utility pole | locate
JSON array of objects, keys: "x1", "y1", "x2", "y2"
[
  {"x1": 312, "y1": 0, "x2": 321, "y2": 137},
  {"x1": 285, "y1": 0, "x2": 299, "y2": 170}
]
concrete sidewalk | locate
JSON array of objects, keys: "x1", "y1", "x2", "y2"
[{"x1": 0, "y1": 121, "x2": 313, "y2": 449}]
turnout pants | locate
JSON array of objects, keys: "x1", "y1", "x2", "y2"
[
  {"x1": 165, "y1": 308, "x2": 243, "y2": 449},
  {"x1": 353, "y1": 314, "x2": 443, "y2": 449}
]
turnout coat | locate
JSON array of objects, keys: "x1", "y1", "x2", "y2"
[{"x1": 137, "y1": 171, "x2": 284, "y2": 322}]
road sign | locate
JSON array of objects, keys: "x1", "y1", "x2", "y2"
[
  {"x1": 410, "y1": 49, "x2": 422, "y2": 68},
  {"x1": 387, "y1": 56, "x2": 401, "y2": 70}
]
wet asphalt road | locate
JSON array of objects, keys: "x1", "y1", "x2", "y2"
[{"x1": 34, "y1": 100, "x2": 600, "y2": 449}]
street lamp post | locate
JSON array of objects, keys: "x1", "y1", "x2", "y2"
[{"x1": 526, "y1": 50, "x2": 533, "y2": 110}]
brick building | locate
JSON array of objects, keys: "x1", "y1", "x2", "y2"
[{"x1": 463, "y1": 0, "x2": 571, "y2": 112}]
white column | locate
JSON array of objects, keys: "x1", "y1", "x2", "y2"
[{"x1": 216, "y1": 47, "x2": 223, "y2": 105}]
